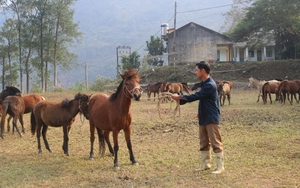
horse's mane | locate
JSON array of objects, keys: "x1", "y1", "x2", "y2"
[
  {"x1": 109, "y1": 69, "x2": 140, "y2": 102},
  {"x1": 61, "y1": 93, "x2": 88, "y2": 108},
  {"x1": 109, "y1": 80, "x2": 123, "y2": 102}
]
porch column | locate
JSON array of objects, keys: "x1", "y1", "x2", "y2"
[
  {"x1": 245, "y1": 47, "x2": 249, "y2": 61},
  {"x1": 263, "y1": 46, "x2": 267, "y2": 61}
]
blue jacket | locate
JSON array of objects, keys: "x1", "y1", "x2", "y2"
[{"x1": 179, "y1": 77, "x2": 220, "y2": 126}]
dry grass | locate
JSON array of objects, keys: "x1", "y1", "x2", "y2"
[{"x1": 0, "y1": 88, "x2": 300, "y2": 188}]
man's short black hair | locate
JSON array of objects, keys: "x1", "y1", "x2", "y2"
[{"x1": 196, "y1": 61, "x2": 210, "y2": 74}]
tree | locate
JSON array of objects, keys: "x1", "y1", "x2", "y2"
[
  {"x1": 145, "y1": 36, "x2": 166, "y2": 67},
  {"x1": 121, "y1": 51, "x2": 140, "y2": 71},
  {"x1": 0, "y1": 0, "x2": 81, "y2": 92},
  {"x1": 0, "y1": 19, "x2": 19, "y2": 86},
  {"x1": 228, "y1": 0, "x2": 300, "y2": 59}
]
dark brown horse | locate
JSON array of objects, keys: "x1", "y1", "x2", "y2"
[
  {"x1": 30, "y1": 93, "x2": 90, "y2": 156},
  {"x1": 217, "y1": 81, "x2": 232, "y2": 106},
  {"x1": 0, "y1": 93, "x2": 25, "y2": 138},
  {"x1": 146, "y1": 82, "x2": 162, "y2": 101},
  {"x1": 88, "y1": 69, "x2": 142, "y2": 170},
  {"x1": 0, "y1": 86, "x2": 21, "y2": 101},
  {"x1": 262, "y1": 81, "x2": 281, "y2": 104},
  {"x1": 277, "y1": 80, "x2": 300, "y2": 105}
]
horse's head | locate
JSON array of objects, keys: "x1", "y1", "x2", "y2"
[
  {"x1": 217, "y1": 83, "x2": 224, "y2": 95},
  {"x1": 248, "y1": 77, "x2": 254, "y2": 87},
  {"x1": 0, "y1": 86, "x2": 21, "y2": 100},
  {"x1": 77, "y1": 93, "x2": 91, "y2": 119},
  {"x1": 120, "y1": 69, "x2": 142, "y2": 101},
  {"x1": 160, "y1": 82, "x2": 168, "y2": 92}
]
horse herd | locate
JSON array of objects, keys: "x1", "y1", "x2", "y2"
[
  {"x1": 145, "y1": 80, "x2": 232, "y2": 106},
  {"x1": 248, "y1": 76, "x2": 300, "y2": 105},
  {"x1": 2, "y1": 71, "x2": 295, "y2": 170}
]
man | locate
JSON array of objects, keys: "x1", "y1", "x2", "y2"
[{"x1": 171, "y1": 61, "x2": 224, "y2": 174}]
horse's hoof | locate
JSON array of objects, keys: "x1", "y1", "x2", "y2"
[
  {"x1": 132, "y1": 162, "x2": 139, "y2": 166},
  {"x1": 88, "y1": 157, "x2": 94, "y2": 160},
  {"x1": 65, "y1": 152, "x2": 70, "y2": 156},
  {"x1": 114, "y1": 166, "x2": 120, "y2": 171}
]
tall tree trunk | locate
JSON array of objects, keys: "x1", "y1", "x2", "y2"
[{"x1": 2, "y1": 57, "x2": 5, "y2": 90}]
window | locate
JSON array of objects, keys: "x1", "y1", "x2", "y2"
[
  {"x1": 266, "y1": 47, "x2": 272, "y2": 57},
  {"x1": 249, "y1": 50, "x2": 254, "y2": 57}
]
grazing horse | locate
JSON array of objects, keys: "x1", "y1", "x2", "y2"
[
  {"x1": 88, "y1": 69, "x2": 142, "y2": 170},
  {"x1": 146, "y1": 82, "x2": 162, "y2": 101},
  {"x1": 248, "y1": 77, "x2": 266, "y2": 102},
  {"x1": 0, "y1": 93, "x2": 25, "y2": 138},
  {"x1": 277, "y1": 80, "x2": 300, "y2": 105},
  {"x1": 262, "y1": 81, "x2": 281, "y2": 104},
  {"x1": 30, "y1": 93, "x2": 90, "y2": 156},
  {"x1": 217, "y1": 81, "x2": 232, "y2": 106}
]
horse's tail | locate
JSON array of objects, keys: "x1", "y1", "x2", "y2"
[
  {"x1": 30, "y1": 110, "x2": 36, "y2": 135},
  {"x1": 96, "y1": 127, "x2": 106, "y2": 156},
  {"x1": 182, "y1": 83, "x2": 191, "y2": 94},
  {"x1": 262, "y1": 82, "x2": 268, "y2": 103},
  {"x1": 0, "y1": 101, "x2": 8, "y2": 137}
]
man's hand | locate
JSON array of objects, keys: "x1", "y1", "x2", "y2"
[{"x1": 171, "y1": 94, "x2": 181, "y2": 100}]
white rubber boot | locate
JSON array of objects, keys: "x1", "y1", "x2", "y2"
[
  {"x1": 195, "y1": 150, "x2": 211, "y2": 172},
  {"x1": 211, "y1": 152, "x2": 225, "y2": 174}
]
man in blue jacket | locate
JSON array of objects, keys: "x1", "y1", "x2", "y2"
[{"x1": 171, "y1": 61, "x2": 224, "y2": 174}]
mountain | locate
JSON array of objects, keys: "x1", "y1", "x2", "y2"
[{"x1": 60, "y1": 0, "x2": 234, "y2": 87}]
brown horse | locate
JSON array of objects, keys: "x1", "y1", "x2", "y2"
[
  {"x1": 30, "y1": 93, "x2": 90, "y2": 156},
  {"x1": 217, "y1": 81, "x2": 232, "y2": 106},
  {"x1": 88, "y1": 69, "x2": 142, "y2": 170},
  {"x1": 277, "y1": 80, "x2": 300, "y2": 105},
  {"x1": 262, "y1": 81, "x2": 281, "y2": 104},
  {"x1": 146, "y1": 82, "x2": 162, "y2": 101},
  {"x1": 2, "y1": 94, "x2": 45, "y2": 133},
  {"x1": 160, "y1": 82, "x2": 184, "y2": 94},
  {"x1": 0, "y1": 93, "x2": 25, "y2": 138}
]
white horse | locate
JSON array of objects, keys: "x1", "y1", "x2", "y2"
[{"x1": 248, "y1": 76, "x2": 280, "y2": 102}]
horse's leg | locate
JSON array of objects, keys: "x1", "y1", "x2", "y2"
[
  {"x1": 112, "y1": 130, "x2": 120, "y2": 170},
  {"x1": 12, "y1": 117, "x2": 22, "y2": 137},
  {"x1": 89, "y1": 125, "x2": 95, "y2": 159},
  {"x1": 19, "y1": 115, "x2": 25, "y2": 133},
  {"x1": 104, "y1": 130, "x2": 114, "y2": 155},
  {"x1": 124, "y1": 126, "x2": 137, "y2": 166},
  {"x1": 62, "y1": 125, "x2": 70, "y2": 156},
  {"x1": 41, "y1": 125, "x2": 52, "y2": 153},
  {"x1": 223, "y1": 94, "x2": 226, "y2": 106},
  {"x1": 36, "y1": 123, "x2": 42, "y2": 153},
  {"x1": 7, "y1": 116, "x2": 12, "y2": 133},
  {"x1": 257, "y1": 90, "x2": 261, "y2": 102},
  {"x1": 268, "y1": 93, "x2": 272, "y2": 104},
  {"x1": 228, "y1": 94, "x2": 231, "y2": 105}
]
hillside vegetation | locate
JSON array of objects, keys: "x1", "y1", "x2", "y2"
[{"x1": 139, "y1": 60, "x2": 300, "y2": 84}]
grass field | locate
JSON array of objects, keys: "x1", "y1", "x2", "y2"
[{"x1": 0, "y1": 87, "x2": 300, "y2": 188}]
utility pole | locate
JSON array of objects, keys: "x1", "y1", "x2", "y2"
[
  {"x1": 82, "y1": 62, "x2": 89, "y2": 90},
  {"x1": 173, "y1": 2, "x2": 177, "y2": 67}
]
